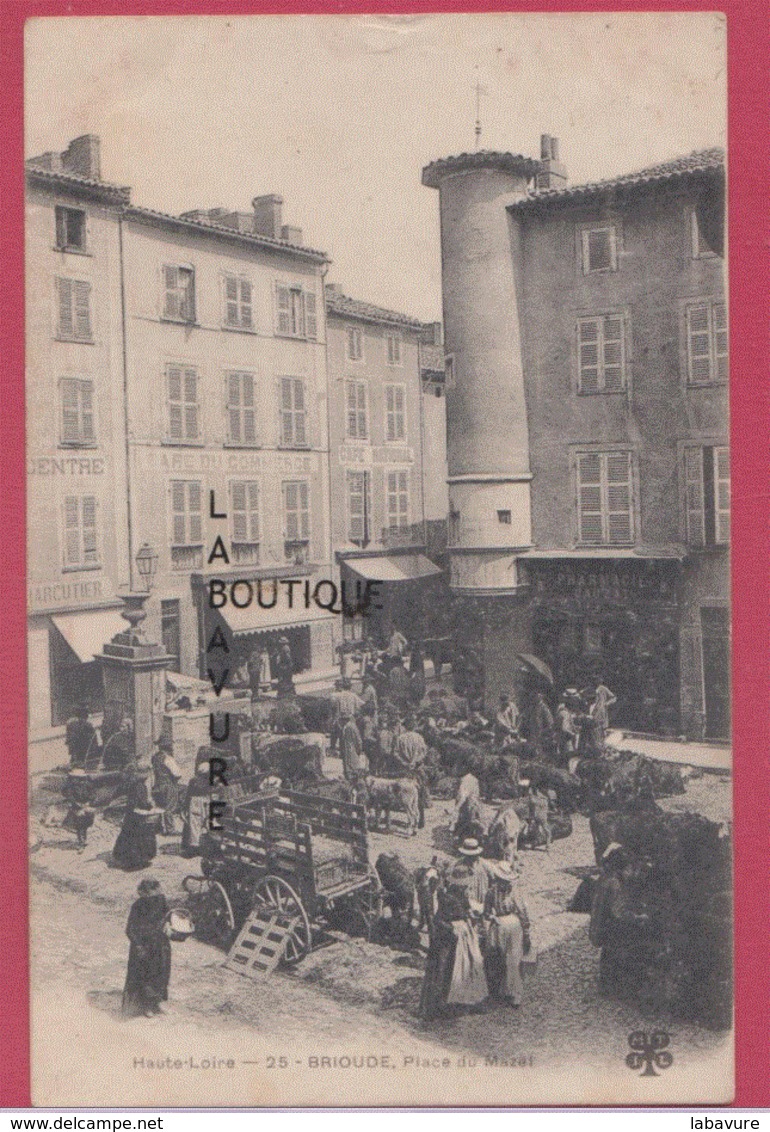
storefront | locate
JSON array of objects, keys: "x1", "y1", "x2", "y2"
[
  {"x1": 338, "y1": 551, "x2": 445, "y2": 650},
  {"x1": 29, "y1": 607, "x2": 126, "y2": 728}
]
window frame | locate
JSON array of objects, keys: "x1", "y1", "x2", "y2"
[
  {"x1": 59, "y1": 377, "x2": 96, "y2": 448},
  {"x1": 346, "y1": 325, "x2": 364, "y2": 363},
  {"x1": 55, "y1": 276, "x2": 93, "y2": 343},
  {"x1": 346, "y1": 469, "x2": 372, "y2": 547},
  {"x1": 282, "y1": 479, "x2": 311, "y2": 563},
  {"x1": 161, "y1": 264, "x2": 196, "y2": 325},
  {"x1": 165, "y1": 363, "x2": 201, "y2": 445},
  {"x1": 385, "y1": 468, "x2": 410, "y2": 532},
  {"x1": 385, "y1": 331, "x2": 403, "y2": 367},
  {"x1": 689, "y1": 209, "x2": 718, "y2": 261},
  {"x1": 576, "y1": 313, "x2": 628, "y2": 394},
  {"x1": 274, "y1": 282, "x2": 318, "y2": 340},
  {"x1": 54, "y1": 206, "x2": 88, "y2": 254},
  {"x1": 222, "y1": 272, "x2": 254, "y2": 331},
  {"x1": 684, "y1": 300, "x2": 728, "y2": 387},
  {"x1": 573, "y1": 447, "x2": 635, "y2": 547},
  {"x1": 224, "y1": 370, "x2": 258, "y2": 447},
  {"x1": 279, "y1": 376, "x2": 309, "y2": 448},
  {"x1": 580, "y1": 225, "x2": 619, "y2": 275},
  {"x1": 229, "y1": 478, "x2": 261, "y2": 564},
  {"x1": 62, "y1": 494, "x2": 100, "y2": 572},
  {"x1": 168, "y1": 479, "x2": 204, "y2": 563},
  {"x1": 384, "y1": 383, "x2": 407, "y2": 442},
  {"x1": 345, "y1": 379, "x2": 369, "y2": 442},
  {"x1": 681, "y1": 442, "x2": 730, "y2": 548}
]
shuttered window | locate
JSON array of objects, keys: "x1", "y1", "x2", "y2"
[
  {"x1": 280, "y1": 377, "x2": 308, "y2": 447},
  {"x1": 581, "y1": 227, "x2": 617, "y2": 274},
  {"x1": 170, "y1": 480, "x2": 202, "y2": 546},
  {"x1": 56, "y1": 277, "x2": 92, "y2": 341},
  {"x1": 167, "y1": 366, "x2": 199, "y2": 442},
  {"x1": 346, "y1": 327, "x2": 363, "y2": 361},
  {"x1": 577, "y1": 316, "x2": 626, "y2": 392},
  {"x1": 231, "y1": 481, "x2": 260, "y2": 544},
  {"x1": 576, "y1": 452, "x2": 633, "y2": 545},
  {"x1": 55, "y1": 207, "x2": 87, "y2": 251},
  {"x1": 385, "y1": 384, "x2": 406, "y2": 441},
  {"x1": 684, "y1": 445, "x2": 730, "y2": 546},
  {"x1": 283, "y1": 480, "x2": 310, "y2": 562},
  {"x1": 347, "y1": 471, "x2": 371, "y2": 546},
  {"x1": 63, "y1": 495, "x2": 99, "y2": 568},
  {"x1": 223, "y1": 274, "x2": 253, "y2": 329},
  {"x1": 60, "y1": 379, "x2": 95, "y2": 446},
  {"x1": 386, "y1": 470, "x2": 409, "y2": 530},
  {"x1": 162, "y1": 265, "x2": 195, "y2": 322},
  {"x1": 386, "y1": 332, "x2": 403, "y2": 366},
  {"x1": 686, "y1": 303, "x2": 728, "y2": 385},
  {"x1": 274, "y1": 283, "x2": 317, "y2": 339},
  {"x1": 226, "y1": 372, "x2": 257, "y2": 445},
  {"x1": 346, "y1": 381, "x2": 368, "y2": 440}
]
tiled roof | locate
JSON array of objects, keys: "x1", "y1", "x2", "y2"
[
  {"x1": 124, "y1": 206, "x2": 330, "y2": 263},
  {"x1": 422, "y1": 150, "x2": 541, "y2": 188},
  {"x1": 325, "y1": 287, "x2": 423, "y2": 329},
  {"x1": 25, "y1": 164, "x2": 132, "y2": 204},
  {"x1": 511, "y1": 148, "x2": 725, "y2": 211}
]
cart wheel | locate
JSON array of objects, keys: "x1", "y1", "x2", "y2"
[
  {"x1": 183, "y1": 877, "x2": 235, "y2": 950},
  {"x1": 253, "y1": 875, "x2": 312, "y2": 964}
]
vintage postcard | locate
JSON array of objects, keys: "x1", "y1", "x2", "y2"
[{"x1": 25, "y1": 12, "x2": 733, "y2": 1107}]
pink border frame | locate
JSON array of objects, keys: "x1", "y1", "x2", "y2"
[{"x1": 1, "y1": 0, "x2": 767, "y2": 1108}]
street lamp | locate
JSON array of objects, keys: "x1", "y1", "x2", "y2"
[{"x1": 135, "y1": 542, "x2": 158, "y2": 592}]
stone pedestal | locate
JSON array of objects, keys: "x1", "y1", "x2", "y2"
[{"x1": 98, "y1": 593, "x2": 171, "y2": 764}]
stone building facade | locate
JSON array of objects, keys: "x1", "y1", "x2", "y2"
[{"x1": 423, "y1": 142, "x2": 728, "y2": 739}]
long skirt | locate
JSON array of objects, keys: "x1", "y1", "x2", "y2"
[
  {"x1": 112, "y1": 813, "x2": 157, "y2": 871},
  {"x1": 182, "y1": 794, "x2": 208, "y2": 853},
  {"x1": 122, "y1": 937, "x2": 171, "y2": 1016},
  {"x1": 447, "y1": 920, "x2": 488, "y2": 1006},
  {"x1": 485, "y1": 915, "x2": 525, "y2": 1004},
  {"x1": 418, "y1": 920, "x2": 457, "y2": 1021}
]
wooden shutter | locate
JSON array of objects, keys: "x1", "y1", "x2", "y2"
[
  {"x1": 225, "y1": 276, "x2": 239, "y2": 325},
  {"x1": 227, "y1": 373, "x2": 242, "y2": 443},
  {"x1": 293, "y1": 379, "x2": 307, "y2": 446},
  {"x1": 167, "y1": 367, "x2": 183, "y2": 440},
  {"x1": 80, "y1": 381, "x2": 94, "y2": 443},
  {"x1": 714, "y1": 446, "x2": 730, "y2": 543},
  {"x1": 60, "y1": 379, "x2": 81, "y2": 443},
  {"x1": 57, "y1": 278, "x2": 74, "y2": 338},
  {"x1": 276, "y1": 284, "x2": 291, "y2": 335},
  {"x1": 347, "y1": 382, "x2": 358, "y2": 438},
  {"x1": 240, "y1": 280, "x2": 253, "y2": 328},
  {"x1": 231, "y1": 481, "x2": 248, "y2": 541},
  {"x1": 55, "y1": 208, "x2": 67, "y2": 249},
  {"x1": 304, "y1": 291, "x2": 317, "y2": 339},
  {"x1": 602, "y1": 316, "x2": 625, "y2": 391},
  {"x1": 74, "y1": 281, "x2": 92, "y2": 339},
  {"x1": 605, "y1": 453, "x2": 633, "y2": 543},
  {"x1": 348, "y1": 472, "x2": 366, "y2": 542},
  {"x1": 583, "y1": 227, "x2": 616, "y2": 272},
  {"x1": 184, "y1": 369, "x2": 198, "y2": 439},
  {"x1": 298, "y1": 481, "x2": 310, "y2": 539},
  {"x1": 187, "y1": 481, "x2": 202, "y2": 543},
  {"x1": 163, "y1": 266, "x2": 179, "y2": 319},
  {"x1": 284, "y1": 481, "x2": 298, "y2": 540},
  {"x1": 577, "y1": 454, "x2": 603, "y2": 543},
  {"x1": 684, "y1": 447, "x2": 705, "y2": 545},
  {"x1": 714, "y1": 304, "x2": 728, "y2": 382},
  {"x1": 578, "y1": 320, "x2": 600, "y2": 392},
  {"x1": 81, "y1": 496, "x2": 98, "y2": 564},
  {"x1": 180, "y1": 269, "x2": 195, "y2": 322},
  {"x1": 170, "y1": 481, "x2": 186, "y2": 544},
  {"x1": 63, "y1": 496, "x2": 80, "y2": 566},
  {"x1": 687, "y1": 305, "x2": 712, "y2": 384},
  {"x1": 242, "y1": 374, "x2": 256, "y2": 443}
]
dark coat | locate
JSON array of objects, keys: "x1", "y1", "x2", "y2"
[{"x1": 122, "y1": 894, "x2": 171, "y2": 1015}]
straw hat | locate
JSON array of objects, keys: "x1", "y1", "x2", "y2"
[
  {"x1": 457, "y1": 837, "x2": 484, "y2": 857},
  {"x1": 68, "y1": 768, "x2": 88, "y2": 778}
]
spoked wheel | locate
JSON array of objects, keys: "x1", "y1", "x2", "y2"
[
  {"x1": 326, "y1": 870, "x2": 384, "y2": 942},
  {"x1": 253, "y1": 875, "x2": 312, "y2": 965},
  {"x1": 182, "y1": 876, "x2": 236, "y2": 950}
]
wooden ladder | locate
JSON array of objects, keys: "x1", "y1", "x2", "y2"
[{"x1": 224, "y1": 905, "x2": 301, "y2": 979}]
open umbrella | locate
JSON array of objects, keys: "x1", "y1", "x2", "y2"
[{"x1": 516, "y1": 653, "x2": 554, "y2": 685}]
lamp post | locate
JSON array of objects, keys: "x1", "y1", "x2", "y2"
[{"x1": 98, "y1": 542, "x2": 171, "y2": 765}]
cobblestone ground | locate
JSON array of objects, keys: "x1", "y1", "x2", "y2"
[{"x1": 29, "y1": 763, "x2": 732, "y2": 1104}]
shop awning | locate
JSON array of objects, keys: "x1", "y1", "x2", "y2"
[
  {"x1": 218, "y1": 600, "x2": 334, "y2": 637},
  {"x1": 342, "y1": 554, "x2": 442, "y2": 584},
  {"x1": 52, "y1": 609, "x2": 127, "y2": 662}
]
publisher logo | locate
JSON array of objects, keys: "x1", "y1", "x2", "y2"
[{"x1": 625, "y1": 1030, "x2": 673, "y2": 1077}]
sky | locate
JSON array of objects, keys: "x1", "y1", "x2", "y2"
[{"x1": 25, "y1": 13, "x2": 726, "y2": 323}]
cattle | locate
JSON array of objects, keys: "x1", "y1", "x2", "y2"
[
  {"x1": 252, "y1": 735, "x2": 324, "y2": 784},
  {"x1": 485, "y1": 802, "x2": 523, "y2": 863},
  {"x1": 362, "y1": 775, "x2": 420, "y2": 836},
  {"x1": 375, "y1": 852, "x2": 415, "y2": 922}
]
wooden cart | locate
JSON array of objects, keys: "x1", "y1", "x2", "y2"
[{"x1": 183, "y1": 788, "x2": 382, "y2": 974}]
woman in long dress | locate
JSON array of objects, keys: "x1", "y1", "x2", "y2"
[
  {"x1": 122, "y1": 877, "x2": 171, "y2": 1017},
  {"x1": 181, "y1": 761, "x2": 211, "y2": 857},
  {"x1": 112, "y1": 766, "x2": 158, "y2": 871},
  {"x1": 483, "y1": 862, "x2": 532, "y2": 1006}
]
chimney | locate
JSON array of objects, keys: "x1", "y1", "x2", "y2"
[
  {"x1": 26, "y1": 151, "x2": 64, "y2": 173},
  {"x1": 420, "y1": 321, "x2": 443, "y2": 347},
  {"x1": 62, "y1": 135, "x2": 101, "y2": 180},
  {"x1": 535, "y1": 134, "x2": 567, "y2": 191},
  {"x1": 325, "y1": 283, "x2": 340, "y2": 296},
  {"x1": 281, "y1": 224, "x2": 303, "y2": 245},
  {"x1": 252, "y1": 194, "x2": 283, "y2": 239}
]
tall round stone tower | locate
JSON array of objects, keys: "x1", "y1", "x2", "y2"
[{"x1": 422, "y1": 151, "x2": 539, "y2": 596}]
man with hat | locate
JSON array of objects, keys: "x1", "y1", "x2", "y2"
[
  {"x1": 494, "y1": 694, "x2": 520, "y2": 746},
  {"x1": 62, "y1": 768, "x2": 96, "y2": 851},
  {"x1": 65, "y1": 702, "x2": 99, "y2": 770},
  {"x1": 273, "y1": 635, "x2": 295, "y2": 697},
  {"x1": 151, "y1": 735, "x2": 183, "y2": 835}
]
